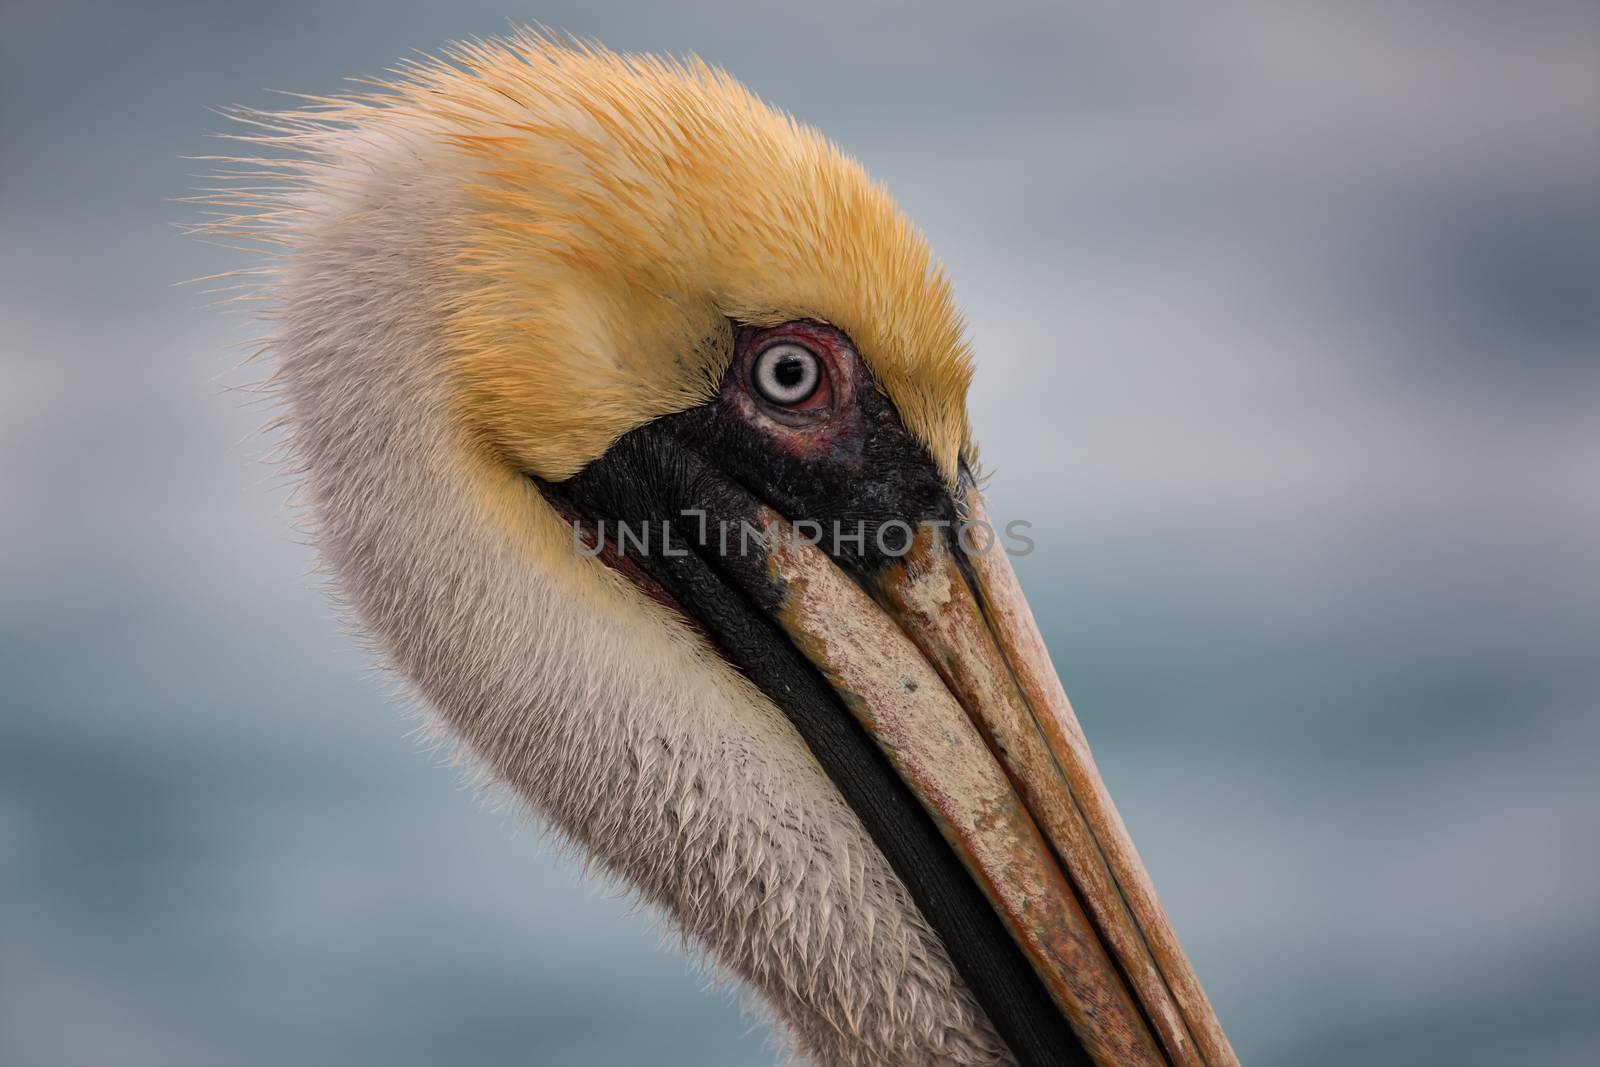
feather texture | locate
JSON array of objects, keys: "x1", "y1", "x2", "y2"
[{"x1": 194, "y1": 33, "x2": 1010, "y2": 1067}]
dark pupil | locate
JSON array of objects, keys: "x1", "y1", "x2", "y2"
[{"x1": 773, "y1": 356, "x2": 806, "y2": 390}]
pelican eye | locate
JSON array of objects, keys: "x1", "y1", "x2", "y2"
[{"x1": 751, "y1": 342, "x2": 822, "y2": 407}]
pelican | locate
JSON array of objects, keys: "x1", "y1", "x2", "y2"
[{"x1": 200, "y1": 33, "x2": 1237, "y2": 1067}]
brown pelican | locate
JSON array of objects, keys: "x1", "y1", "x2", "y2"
[{"x1": 199, "y1": 33, "x2": 1237, "y2": 1067}]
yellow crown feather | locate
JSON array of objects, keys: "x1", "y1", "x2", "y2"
[{"x1": 209, "y1": 31, "x2": 976, "y2": 485}]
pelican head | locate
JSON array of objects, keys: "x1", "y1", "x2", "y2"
[{"x1": 204, "y1": 33, "x2": 1235, "y2": 1067}]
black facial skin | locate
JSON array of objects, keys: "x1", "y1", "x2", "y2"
[
  {"x1": 667, "y1": 322, "x2": 960, "y2": 574},
  {"x1": 542, "y1": 322, "x2": 1086, "y2": 1067}
]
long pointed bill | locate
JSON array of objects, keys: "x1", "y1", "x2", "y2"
[{"x1": 753, "y1": 494, "x2": 1238, "y2": 1067}]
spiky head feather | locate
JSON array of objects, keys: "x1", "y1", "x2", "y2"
[{"x1": 211, "y1": 32, "x2": 975, "y2": 484}]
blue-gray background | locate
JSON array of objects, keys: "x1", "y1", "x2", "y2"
[{"x1": 3, "y1": 2, "x2": 1597, "y2": 1064}]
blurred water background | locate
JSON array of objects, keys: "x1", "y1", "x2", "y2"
[{"x1": 2, "y1": 2, "x2": 1597, "y2": 1064}]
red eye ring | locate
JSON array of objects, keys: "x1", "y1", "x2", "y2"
[{"x1": 737, "y1": 321, "x2": 845, "y2": 421}]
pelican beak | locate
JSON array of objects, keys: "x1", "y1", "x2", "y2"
[
  {"x1": 554, "y1": 429, "x2": 1235, "y2": 1066},
  {"x1": 752, "y1": 491, "x2": 1237, "y2": 1067}
]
